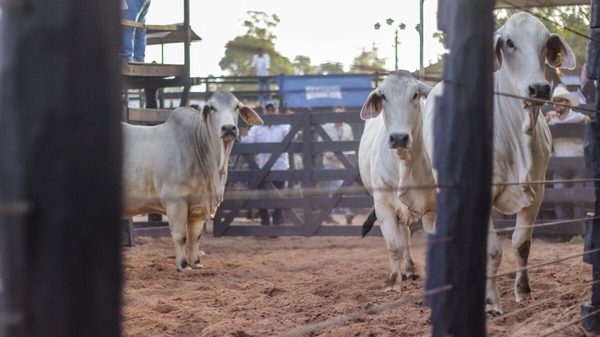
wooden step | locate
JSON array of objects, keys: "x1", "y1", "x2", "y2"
[
  {"x1": 121, "y1": 19, "x2": 180, "y2": 32},
  {"x1": 122, "y1": 62, "x2": 184, "y2": 78}
]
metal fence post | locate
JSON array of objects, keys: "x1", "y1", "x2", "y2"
[
  {"x1": 426, "y1": 0, "x2": 494, "y2": 336},
  {"x1": 582, "y1": 0, "x2": 600, "y2": 330}
]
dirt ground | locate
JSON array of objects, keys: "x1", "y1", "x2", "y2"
[{"x1": 122, "y1": 229, "x2": 595, "y2": 337}]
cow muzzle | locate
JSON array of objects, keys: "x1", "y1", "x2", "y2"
[
  {"x1": 220, "y1": 124, "x2": 238, "y2": 141},
  {"x1": 522, "y1": 83, "x2": 549, "y2": 136},
  {"x1": 388, "y1": 132, "x2": 410, "y2": 149}
]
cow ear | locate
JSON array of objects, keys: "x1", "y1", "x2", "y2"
[
  {"x1": 360, "y1": 89, "x2": 384, "y2": 120},
  {"x1": 493, "y1": 34, "x2": 503, "y2": 72},
  {"x1": 239, "y1": 105, "x2": 264, "y2": 126},
  {"x1": 202, "y1": 104, "x2": 211, "y2": 122},
  {"x1": 417, "y1": 81, "x2": 432, "y2": 98},
  {"x1": 547, "y1": 33, "x2": 576, "y2": 70}
]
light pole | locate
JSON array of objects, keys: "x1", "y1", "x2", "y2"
[
  {"x1": 374, "y1": 19, "x2": 406, "y2": 71},
  {"x1": 419, "y1": 0, "x2": 425, "y2": 78}
]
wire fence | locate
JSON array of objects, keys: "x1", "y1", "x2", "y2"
[
  {"x1": 498, "y1": 0, "x2": 596, "y2": 44},
  {"x1": 274, "y1": 284, "x2": 453, "y2": 337},
  {"x1": 491, "y1": 247, "x2": 600, "y2": 279}
]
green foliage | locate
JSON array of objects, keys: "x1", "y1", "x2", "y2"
[
  {"x1": 317, "y1": 62, "x2": 346, "y2": 75},
  {"x1": 350, "y1": 45, "x2": 387, "y2": 73},
  {"x1": 495, "y1": 6, "x2": 590, "y2": 69},
  {"x1": 293, "y1": 55, "x2": 317, "y2": 75},
  {"x1": 569, "y1": 235, "x2": 584, "y2": 245},
  {"x1": 219, "y1": 11, "x2": 293, "y2": 76}
]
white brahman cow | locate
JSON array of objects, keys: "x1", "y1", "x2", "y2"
[
  {"x1": 122, "y1": 90, "x2": 263, "y2": 271},
  {"x1": 423, "y1": 12, "x2": 575, "y2": 315},
  {"x1": 358, "y1": 70, "x2": 436, "y2": 291}
]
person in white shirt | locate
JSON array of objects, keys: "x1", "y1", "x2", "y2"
[
  {"x1": 320, "y1": 106, "x2": 355, "y2": 224},
  {"x1": 242, "y1": 101, "x2": 290, "y2": 225},
  {"x1": 544, "y1": 86, "x2": 590, "y2": 220},
  {"x1": 250, "y1": 47, "x2": 272, "y2": 106}
]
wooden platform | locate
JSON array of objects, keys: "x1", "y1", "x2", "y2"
[{"x1": 122, "y1": 62, "x2": 184, "y2": 78}]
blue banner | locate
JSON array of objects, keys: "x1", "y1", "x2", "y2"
[{"x1": 277, "y1": 74, "x2": 373, "y2": 108}]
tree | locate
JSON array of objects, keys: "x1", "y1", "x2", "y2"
[
  {"x1": 293, "y1": 55, "x2": 317, "y2": 75},
  {"x1": 350, "y1": 44, "x2": 387, "y2": 73},
  {"x1": 219, "y1": 11, "x2": 294, "y2": 76},
  {"x1": 495, "y1": 6, "x2": 590, "y2": 70},
  {"x1": 317, "y1": 62, "x2": 346, "y2": 75}
]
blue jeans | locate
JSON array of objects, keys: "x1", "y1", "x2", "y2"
[
  {"x1": 258, "y1": 77, "x2": 271, "y2": 106},
  {"x1": 121, "y1": 0, "x2": 151, "y2": 62}
]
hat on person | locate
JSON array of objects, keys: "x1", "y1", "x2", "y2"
[
  {"x1": 264, "y1": 100, "x2": 277, "y2": 109},
  {"x1": 551, "y1": 86, "x2": 580, "y2": 107}
]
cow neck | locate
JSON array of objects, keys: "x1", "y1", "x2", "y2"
[
  {"x1": 191, "y1": 114, "x2": 220, "y2": 194},
  {"x1": 493, "y1": 70, "x2": 534, "y2": 185}
]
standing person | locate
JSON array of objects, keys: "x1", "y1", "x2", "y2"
[
  {"x1": 321, "y1": 106, "x2": 355, "y2": 224},
  {"x1": 250, "y1": 47, "x2": 271, "y2": 106},
  {"x1": 242, "y1": 101, "x2": 290, "y2": 226},
  {"x1": 121, "y1": 0, "x2": 152, "y2": 62},
  {"x1": 545, "y1": 86, "x2": 590, "y2": 220}
]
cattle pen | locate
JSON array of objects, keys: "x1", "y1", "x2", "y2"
[{"x1": 3, "y1": 1, "x2": 600, "y2": 337}]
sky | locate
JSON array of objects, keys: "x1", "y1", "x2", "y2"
[{"x1": 144, "y1": 0, "x2": 446, "y2": 77}]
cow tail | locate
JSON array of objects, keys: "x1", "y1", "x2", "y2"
[{"x1": 361, "y1": 208, "x2": 377, "y2": 238}]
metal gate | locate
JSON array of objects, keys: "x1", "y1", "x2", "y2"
[{"x1": 213, "y1": 109, "x2": 375, "y2": 236}]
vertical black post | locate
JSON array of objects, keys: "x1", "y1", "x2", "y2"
[
  {"x1": 1, "y1": 0, "x2": 122, "y2": 337},
  {"x1": 0, "y1": 4, "x2": 27, "y2": 336},
  {"x1": 581, "y1": 0, "x2": 600, "y2": 331},
  {"x1": 426, "y1": 0, "x2": 494, "y2": 336},
  {"x1": 179, "y1": 0, "x2": 191, "y2": 107},
  {"x1": 302, "y1": 111, "x2": 314, "y2": 233}
]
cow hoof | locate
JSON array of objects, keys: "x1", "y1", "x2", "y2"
[
  {"x1": 192, "y1": 261, "x2": 204, "y2": 269},
  {"x1": 515, "y1": 291, "x2": 533, "y2": 303},
  {"x1": 402, "y1": 273, "x2": 420, "y2": 281},
  {"x1": 485, "y1": 302, "x2": 503, "y2": 317},
  {"x1": 486, "y1": 309, "x2": 503, "y2": 317},
  {"x1": 384, "y1": 286, "x2": 400, "y2": 293},
  {"x1": 177, "y1": 260, "x2": 191, "y2": 272}
]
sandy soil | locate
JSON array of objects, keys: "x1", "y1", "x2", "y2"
[{"x1": 122, "y1": 230, "x2": 595, "y2": 337}]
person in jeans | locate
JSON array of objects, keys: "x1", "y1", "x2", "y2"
[
  {"x1": 242, "y1": 101, "x2": 290, "y2": 225},
  {"x1": 121, "y1": 0, "x2": 152, "y2": 62},
  {"x1": 250, "y1": 47, "x2": 271, "y2": 106}
]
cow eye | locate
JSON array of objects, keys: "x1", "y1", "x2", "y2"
[
  {"x1": 506, "y1": 38, "x2": 516, "y2": 50},
  {"x1": 209, "y1": 105, "x2": 216, "y2": 111},
  {"x1": 381, "y1": 94, "x2": 386, "y2": 101},
  {"x1": 412, "y1": 92, "x2": 419, "y2": 100}
]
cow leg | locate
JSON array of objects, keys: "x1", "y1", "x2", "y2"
[
  {"x1": 186, "y1": 219, "x2": 205, "y2": 269},
  {"x1": 512, "y1": 185, "x2": 543, "y2": 302},
  {"x1": 376, "y1": 202, "x2": 406, "y2": 292},
  {"x1": 422, "y1": 212, "x2": 436, "y2": 235},
  {"x1": 486, "y1": 216, "x2": 503, "y2": 316},
  {"x1": 400, "y1": 224, "x2": 418, "y2": 280},
  {"x1": 165, "y1": 201, "x2": 190, "y2": 271}
]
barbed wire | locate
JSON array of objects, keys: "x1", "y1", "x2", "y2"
[
  {"x1": 494, "y1": 216, "x2": 600, "y2": 234},
  {"x1": 538, "y1": 307, "x2": 600, "y2": 337},
  {"x1": 418, "y1": 74, "x2": 600, "y2": 115},
  {"x1": 490, "y1": 247, "x2": 600, "y2": 279},
  {"x1": 488, "y1": 278, "x2": 598, "y2": 322},
  {"x1": 498, "y1": 0, "x2": 597, "y2": 44},
  {"x1": 273, "y1": 284, "x2": 452, "y2": 337}
]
